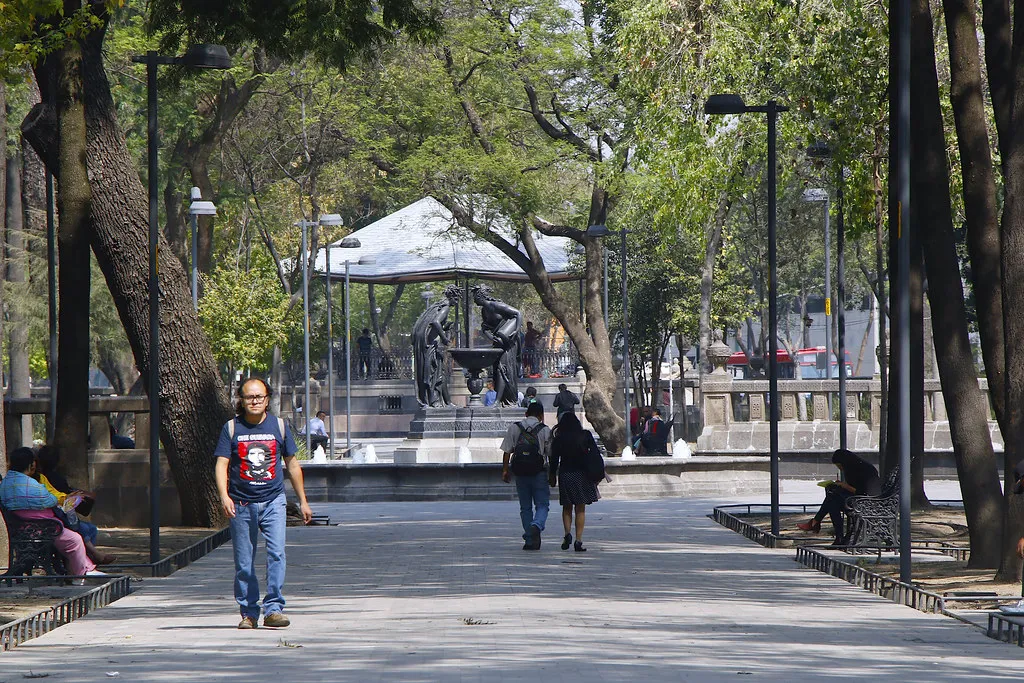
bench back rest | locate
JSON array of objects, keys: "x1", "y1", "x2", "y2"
[{"x1": 880, "y1": 465, "x2": 900, "y2": 497}]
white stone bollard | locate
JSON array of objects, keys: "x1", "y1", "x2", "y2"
[
  {"x1": 311, "y1": 445, "x2": 328, "y2": 463},
  {"x1": 457, "y1": 446, "x2": 473, "y2": 463},
  {"x1": 621, "y1": 445, "x2": 636, "y2": 460},
  {"x1": 672, "y1": 439, "x2": 692, "y2": 459},
  {"x1": 363, "y1": 444, "x2": 378, "y2": 464}
]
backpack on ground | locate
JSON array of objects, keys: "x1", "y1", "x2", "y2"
[{"x1": 510, "y1": 421, "x2": 546, "y2": 476}]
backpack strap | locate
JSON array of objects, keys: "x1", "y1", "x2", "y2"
[
  {"x1": 227, "y1": 418, "x2": 236, "y2": 439},
  {"x1": 277, "y1": 416, "x2": 286, "y2": 438}
]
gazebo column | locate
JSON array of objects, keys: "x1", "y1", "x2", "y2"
[{"x1": 464, "y1": 279, "x2": 472, "y2": 348}]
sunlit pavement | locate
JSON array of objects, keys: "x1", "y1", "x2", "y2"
[{"x1": 1, "y1": 480, "x2": 1017, "y2": 682}]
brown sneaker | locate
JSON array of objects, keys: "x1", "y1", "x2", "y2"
[
  {"x1": 263, "y1": 612, "x2": 290, "y2": 628},
  {"x1": 237, "y1": 616, "x2": 258, "y2": 629}
]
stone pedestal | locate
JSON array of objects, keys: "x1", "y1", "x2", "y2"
[{"x1": 393, "y1": 406, "x2": 529, "y2": 463}]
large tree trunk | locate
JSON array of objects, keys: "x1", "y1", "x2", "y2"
[
  {"x1": 0, "y1": 83, "x2": 5, "y2": 474},
  {"x1": 946, "y1": 0, "x2": 1006, "y2": 433},
  {"x1": 989, "y1": 0, "x2": 1024, "y2": 581},
  {"x1": 7, "y1": 146, "x2": 32, "y2": 443},
  {"x1": 913, "y1": 0, "x2": 1003, "y2": 567},
  {"x1": 40, "y1": 37, "x2": 94, "y2": 488},
  {"x1": 22, "y1": 22, "x2": 234, "y2": 526}
]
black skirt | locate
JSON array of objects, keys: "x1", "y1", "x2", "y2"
[{"x1": 558, "y1": 470, "x2": 600, "y2": 506}]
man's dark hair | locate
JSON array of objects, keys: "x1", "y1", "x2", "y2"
[
  {"x1": 316, "y1": 410, "x2": 327, "y2": 418},
  {"x1": 9, "y1": 447, "x2": 36, "y2": 473},
  {"x1": 558, "y1": 383, "x2": 567, "y2": 391},
  {"x1": 652, "y1": 408, "x2": 662, "y2": 417},
  {"x1": 525, "y1": 387, "x2": 537, "y2": 397},
  {"x1": 362, "y1": 328, "x2": 370, "y2": 335},
  {"x1": 525, "y1": 401, "x2": 544, "y2": 419}
]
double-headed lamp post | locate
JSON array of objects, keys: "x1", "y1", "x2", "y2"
[
  {"x1": 189, "y1": 188, "x2": 217, "y2": 311},
  {"x1": 296, "y1": 213, "x2": 342, "y2": 457},
  {"x1": 131, "y1": 44, "x2": 231, "y2": 564},
  {"x1": 807, "y1": 142, "x2": 849, "y2": 451},
  {"x1": 324, "y1": 236, "x2": 374, "y2": 457},
  {"x1": 705, "y1": 93, "x2": 788, "y2": 536},
  {"x1": 585, "y1": 224, "x2": 631, "y2": 451},
  {"x1": 802, "y1": 188, "x2": 832, "y2": 408}
]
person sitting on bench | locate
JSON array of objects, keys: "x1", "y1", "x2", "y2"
[
  {"x1": 637, "y1": 408, "x2": 670, "y2": 456},
  {"x1": 305, "y1": 410, "x2": 330, "y2": 453},
  {"x1": 0, "y1": 447, "x2": 102, "y2": 579},
  {"x1": 798, "y1": 448, "x2": 881, "y2": 545}
]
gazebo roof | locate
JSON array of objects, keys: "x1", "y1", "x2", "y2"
[{"x1": 312, "y1": 197, "x2": 580, "y2": 284}]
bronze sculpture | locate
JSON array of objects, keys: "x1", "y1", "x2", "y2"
[
  {"x1": 471, "y1": 284, "x2": 521, "y2": 406},
  {"x1": 412, "y1": 285, "x2": 461, "y2": 407}
]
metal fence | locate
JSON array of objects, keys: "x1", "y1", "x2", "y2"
[
  {"x1": 331, "y1": 347, "x2": 580, "y2": 382},
  {"x1": 0, "y1": 575, "x2": 131, "y2": 651}
]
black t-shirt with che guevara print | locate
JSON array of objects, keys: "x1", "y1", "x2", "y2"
[{"x1": 214, "y1": 415, "x2": 297, "y2": 503}]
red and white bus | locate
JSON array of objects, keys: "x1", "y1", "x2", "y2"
[{"x1": 726, "y1": 346, "x2": 853, "y2": 379}]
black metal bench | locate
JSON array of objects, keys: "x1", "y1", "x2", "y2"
[
  {"x1": 1, "y1": 505, "x2": 65, "y2": 577},
  {"x1": 842, "y1": 465, "x2": 900, "y2": 551}
]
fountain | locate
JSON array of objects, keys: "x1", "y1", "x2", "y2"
[{"x1": 449, "y1": 348, "x2": 503, "y2": 406}]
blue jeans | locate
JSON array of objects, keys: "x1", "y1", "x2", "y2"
[
  {"x1": 77, "y1": 520, "x2": 98, "y2": 545},
  {"x1": 229, "y1": 492, "x2": 287, "y2": 618},
  {"x1": 514, "y1": 471, "x2": 550, "y2": 538}
]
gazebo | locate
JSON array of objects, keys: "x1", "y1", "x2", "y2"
[{"x1": 311, "y1": 196, "x2": 583, "y2": 348}]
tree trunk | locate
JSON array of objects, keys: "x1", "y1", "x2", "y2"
[
  {"x1": 22, "y1": 23, "x2": 234, "y2": 526},
  {"x1": 7, "y1": 146, "x2": 32, "y2": 433},
  {"x1": 912, "y1": 0, "x2": 1003, "y2": 566},
  {"x1": 989, "y1": 0, "x2": 1024, "y2": 581},
  {"x1": 35, "y1": 37, "x2": 94, "y2": 489},
  {"x1": 0, "y1": 81, "x2": 5, "y2": 474}
]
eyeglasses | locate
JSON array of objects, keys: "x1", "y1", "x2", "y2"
[{"x1": 242, "y1": 395, "x2": 268, "y2": 403}]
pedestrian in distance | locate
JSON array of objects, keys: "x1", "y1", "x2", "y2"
[
  {"x1": 215, "y1": 377, "x2": 313, "y2": 629},
  {"x1": 549, "y1": 413, "x2": 600, "y2": 552},
  {"x1": 500, "y1": 401, "x2": 553, "y2": 550},
  {"x1": 552, "y1": 383, "x2": 579, "y2": 422},
  {"x1": 520, "y1": 386, "x2": 538, "y2": 408}
]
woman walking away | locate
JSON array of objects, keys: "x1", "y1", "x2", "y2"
[
  {"x1": 549, "y1": 413, "x2": 600, "y2": 552},
  {"x1": 797, "y1": 448, "x2": 880, "y2": 545}
]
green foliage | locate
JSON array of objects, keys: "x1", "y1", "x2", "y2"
[
  {"x1": 0, "y1": 0, "x2": 123, "y2": 77},
  {"x1": 198, "y1": 259, "x2": 298, "y2": 373},
  {"x1": 147, "y1": 0, "x2": 440, "y2": 70}
]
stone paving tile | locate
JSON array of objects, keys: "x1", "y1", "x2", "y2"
[{"x1": 0, "y1": 486, "x2": 1019, "y2": 682}]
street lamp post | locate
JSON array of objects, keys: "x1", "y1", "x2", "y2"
[
  {"x1": 802, "y1": 188, "x2": 832, "y2": 417},
  {"x1": 295, "y1": 218, "x2": 320, "y2": 457},
  {"x1": 315, "y1": 215, "x2": 344, "y2": 459},
  {"x1": 807, "y1": 141, "x2": 850, "y2": 450},
  {"x1": 188, "y1": 187, "x2": 217, "y2": 312},
  {"x1": 131, "y1": 44, "x2": 231, "y2": 564},
  {"x1": 705, "y1": 94, "x2": 788, "y2": 535},
  {"x1": 586, "y1": 224, "x2": 631, "y2": 451}
]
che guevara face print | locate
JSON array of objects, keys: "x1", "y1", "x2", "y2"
[{"x1": 238, "y1": 439, "x2": 277, "y2": 481}]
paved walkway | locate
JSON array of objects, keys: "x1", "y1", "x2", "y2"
[{"x1": 1, "y1": 483, "x2": 1021, "y2": 681}]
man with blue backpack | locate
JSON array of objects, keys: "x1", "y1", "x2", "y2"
[{"x1": 500, "y1": 401, "x2": 553, "y2": 550}]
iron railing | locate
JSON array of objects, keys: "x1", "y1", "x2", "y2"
[
  {"x1": 105, "y1": 527, "x2": 230, "y2": 577},
  {"x1": 328, "y1": 346, "x2": 580, "y2": 382},
  {"x1": 0, "y1": 575, "x2": 131, "y2": 651}
]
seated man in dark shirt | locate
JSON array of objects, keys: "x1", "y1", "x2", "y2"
[{"x1": 798, "y1": 448, "x2": 881, "y2": 545}]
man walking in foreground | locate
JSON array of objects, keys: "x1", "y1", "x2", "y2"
[
  {"x1": 501, "y1": 401, "x2": 553, "y2": 550},
  {"x1": 215, "y1": 378, "x2": 313, "y2": 629}
]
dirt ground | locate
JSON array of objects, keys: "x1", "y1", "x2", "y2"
[
  {"x1": 741, "y1": 508, "x2": 1023, "y2": 600},
  {"x1": 0, "y1": 526, "x2": 220, "y2": 626}
]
